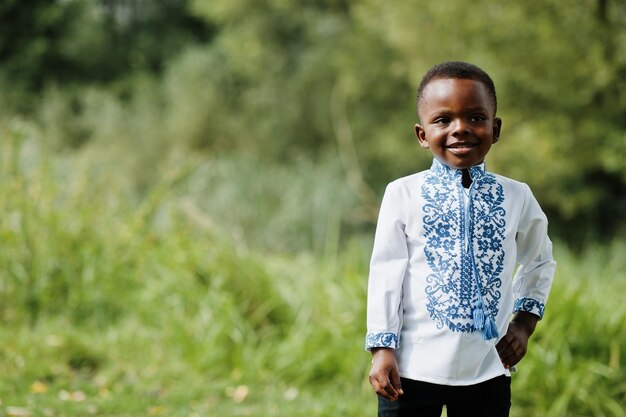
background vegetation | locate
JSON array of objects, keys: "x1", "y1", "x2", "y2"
[{"x1": 0, "y1": 1, "x2": 624, "y2": 416}]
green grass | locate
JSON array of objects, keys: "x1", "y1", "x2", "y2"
[{"x1": 0, "y1": 128, "x2": 624, "y2": 416}]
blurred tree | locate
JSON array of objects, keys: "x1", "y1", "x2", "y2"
[
  {"x1": 0, "y1": 0, "x2": 91, "y2": 95},
  {"x1": 0, "y1": 0, "x2": 214, "y2": 110},
  {"x1": 181, "y1": 0, "x2": 419, "y2": 181},
  {"x1": 0, "y1": 0, "x2": 623, "y2": 242}
]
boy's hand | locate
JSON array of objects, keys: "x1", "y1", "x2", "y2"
[
  {"x1": 369, "y1": 348, "x2": 404, "y2": 401},
  {"x1": 496, "y1": 311, "x2": 539, "y2": 369}
]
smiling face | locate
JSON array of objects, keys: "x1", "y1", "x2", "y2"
[{"x1": 415, "y1": 78, "x2": 502, "y2": 170}]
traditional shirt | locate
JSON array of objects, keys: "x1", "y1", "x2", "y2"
[{"x1": 365, "y1": 159, "x2": 555, "y2": 385}]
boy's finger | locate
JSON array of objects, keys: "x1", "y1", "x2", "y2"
[
  {"x1": 391, "y1": 370, "x2": 404, "y2": 396},
  {"x1": 370, "y1": 376, "x2": 387, "y2": 399},
  {"x1": 370, "y1": 375, "x2": 397, "y2": 400},
  {"x1": 497, "y1": 340, "x2": 511, "y2": 357},
  {"x1": 497, "y1": 342, "x2": 518, "y2": 367},
  {"x1": 500, "y1": 347, "x2": 524, "y2": 368},
  {"x1": 378, "y1": 373, "x2": 399, "y2": 399},
  {"x1": 381, "y1": 376, "x2": 399, "y2": 399},
  {"x1": 497, "y1": 332, "x2": 516, "y2": 355},
  {"x1": 498, "y1": 341, "x2": 517, "y2": 359},
  {"x1": 499, "y1": 351, "x2": 514, "y2": 366},
  {"x1": 496, "y1": 343, "x2": 507, "y2": 356}
]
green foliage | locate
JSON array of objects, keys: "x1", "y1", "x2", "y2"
[
  {"x1": 0, "y1": 0, "x2": 213, "y2": 110},
  {"x1": 512, "y1": 242, "x2": 626, "y2": 416},
  {"x1": 0, "y1": 128, "x2": 624, "y2": 416},
  {"x1": 0, "y1": 126, "x2": 140, "y2": 326},
  {"x1": 3, "y1": 0, "x2": 623, "y2": 241}
]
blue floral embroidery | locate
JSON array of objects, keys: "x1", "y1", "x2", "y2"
[
  {"x1": 365, "y1": 332, "x2": 399, "y2": 349},
  {"x1": 513, "y1": 297, "x2": 545, "y2": 318},
  {"x1": 422, "y1": 161, "x2": 506, "y2": 333}
]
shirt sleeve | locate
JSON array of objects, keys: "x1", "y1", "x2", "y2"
[
  {"x1": 365, "y1": 182, "x2": 410, "y2": 350},
  {"x1": 512, "y1": 184, "x2": 556, "y2": 318}
]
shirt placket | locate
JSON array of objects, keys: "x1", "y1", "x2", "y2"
[{"x1": 463, "y1": 172, "x2": 499, "y2": 341}]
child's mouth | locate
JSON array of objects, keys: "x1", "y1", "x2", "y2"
[{"x1": 446, "y1": 143, "x2": 477, "y2": 155}]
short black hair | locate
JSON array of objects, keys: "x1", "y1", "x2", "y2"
[{"x1": 416, "y1": 61, "x2": 497, "y2": 117}]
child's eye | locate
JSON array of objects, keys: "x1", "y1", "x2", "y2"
[
  {"x1": 471, "y1": 115, "x2": 487, "y2": 122},
  {"x1": 434, "y1": 118, "x2": 450, "y2": 125}
]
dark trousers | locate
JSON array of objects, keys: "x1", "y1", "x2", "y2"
[{"x1": 378, "y1": 376, "x2": 511, "y2": 417}]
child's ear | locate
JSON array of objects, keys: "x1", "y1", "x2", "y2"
[
  {"x1": 492, "y1": 117, "x2": 502, "y2": 144},
  {"x1": 415, "y1": 124, "x2": 429, "y2": 148}
]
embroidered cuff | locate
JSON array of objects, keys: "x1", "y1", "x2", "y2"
[
  {"x1": 513, "y1": 297, "x2": 545, "y2": 318},
  {"x1": 365, "y1": 332, "x2": 399, "y2": 350}
]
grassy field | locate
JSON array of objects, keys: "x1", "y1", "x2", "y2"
[{"x1": 0, "y1": 130, "x2": 624, "y2": 417}]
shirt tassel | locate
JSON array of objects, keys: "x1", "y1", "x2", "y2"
[
  {"x1": 473, "y1": 302, "x2": 499, "y2": 340},
  {"x1": 481, "y1": 315, "x2": 499, "y2": 340},
  {"x1": 472, "y1": 304, "x2": 485, "y2": 330}
]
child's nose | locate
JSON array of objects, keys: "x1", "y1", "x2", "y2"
[{"x1": 451, "y1": 119, "x2": 470, "y2": 136}]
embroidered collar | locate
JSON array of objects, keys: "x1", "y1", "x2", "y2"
[{"x1": 430, "y1": 159, "x2": 486, "y2": 183}]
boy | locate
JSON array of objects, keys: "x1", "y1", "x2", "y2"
[{"x1": 365, "y1": 61, "x2": 556, "y2": 417}]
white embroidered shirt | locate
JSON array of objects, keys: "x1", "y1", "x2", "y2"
[{"x1": 365, "y1": 159, "x2": 556, "y2": 385}]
